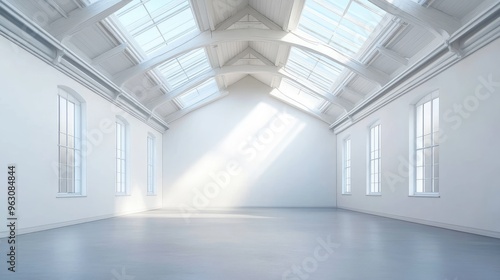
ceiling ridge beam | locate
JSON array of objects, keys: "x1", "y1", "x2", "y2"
[
  {"x1": 368, "y1": 0, "x2": 461, "y2": 39},
  {"x1": 113, "y1": 29, "x2": 389, "y2": 86},
  {"x1": 91, "y1": 42, "x2": 128, "y2": 65},
  {"x1": 49, "y1": 0, "x2": 132, "y2": 41}
]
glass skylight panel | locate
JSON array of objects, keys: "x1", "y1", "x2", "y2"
[
  {"x1": 157, "y1": 48, "x2": 211, "y2": 89},
  {"x1": 176, "y1": 78, "x2": 219, "y2": 109},
  {"x1": 116, "y1": 0, "x2": 198, "y2": 55},
  {"x1": 298, "y1": 0, "x2": 386, "y2": 57},
  {"x1": 285, "y1": 48, "x2": 344, "y2": 92},
  {"x1": 275, "y1": 79, "x2": 325, "y2": 110}
]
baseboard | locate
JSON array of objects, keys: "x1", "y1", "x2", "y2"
[
  {"x1": 0, "y1": 207, "x2": 162, "y2": 238},
  {"x1": 338, "y1": 206, "x2": 500, "y2": 239}
]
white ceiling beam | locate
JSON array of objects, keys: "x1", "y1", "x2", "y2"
[
  {"x1": 246, "y1": 6, "x2": 281, "y2": 30},
  {"x1": 376, "y1": 45, "x2": 409, "y2": 66},
  {"x1": 91, "y1": 42, "x2": 128, "y2": 65},
  {"x1": 283, "y1": 0, "x2": 306, "y2": 31},
  {"x1": 224, "y1": 48, "x2": 252, "y2": 66},
  {"x1": 45, "y1": 0, "x2": 68, "y2": 18},
  {"x1": 113, "y1": 29, "x2": 390, "y2": 86},
  {"x1": 215, "y1": 5, "x2": 251, "y2": 31},
  {"x1": 368, "y1": 0, "x2": 461, "y2": 39},
  {"x1": 147, "y1": 65, "x2": 353, "y2": 112},
  {"x1": 49, "y1": 0, "x2": 132, "y2": 41},
  {"x1": 247, "y1": 48, "x2": 274, "y2": 66}
]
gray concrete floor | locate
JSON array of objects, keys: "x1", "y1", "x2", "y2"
[{"x1": 1, "y1": 208, "x2": 499, "y2": 280}]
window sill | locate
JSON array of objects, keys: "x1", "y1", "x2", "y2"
[
  {"x1": 366, "y1": 193, "x2": 381, "y2": 196},
  {"x1": 115, "y1": 193, "x2": 131, "y2": 197},
  {"x1": 341, "y1": 193, "x2": 352, "y2": 196},
  {"x1": 147, "y1": 193, "x2": 157, "y2": 196},
  {"x1": 57, "y1": 194, "x2": 86, "y2": 198},
  {"x1": 409, "y1": 194, "x2": 440, "y2": 198}
]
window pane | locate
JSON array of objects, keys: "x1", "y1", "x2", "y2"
[
  {"x1": 67, "y1": 102, "x2": 75, "y2": 136},
  {"x1": 423, "y1": 101, "x2": 431, "y2": 135},
  {"x1": 416, "y1": 180, "x2": 423, "y2": 193},
  {"x1": 433, "y1": 98, "x2": 439, "y2": 132},
  {"x1": 416, "y1": 105, "x2": 423, "y2": 137},
  {"x1": 59, "y1": 97, "x2": 67, "y2": 134}
]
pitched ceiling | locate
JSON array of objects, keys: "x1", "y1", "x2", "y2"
[{"x1": 2, "y1": 0, "x2": 499, "y2": 130}]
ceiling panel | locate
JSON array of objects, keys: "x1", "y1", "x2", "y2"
[
  {"x1": 386, "y1": 25, "x2": 435, "y2": 59},
  {"x1": 348, "y1": 75, "x2": 377, "y2": 95},
  {"x1": 212, "y1": 0, "x2": 249, "y2": 27},
  {"x1": 249, "y1": 0, "x2": 292, "y2": 28},
  {"x1": 249, "y1": 41, "x2": 281, "y2": 64},
  {"x1": 98, "y1": 51, "x2": 136, "y2": 76},
  {"x1": 431, "y1": 0, "x2": 485, "y2": 19},
  {"x1": 369, "y1": 53, "x2": 402, "y2": 76},
  {"x1": 156, "y1": 101, "x2": 180, "y2": 117},
  {"x1": 218, "y1": 41, "x2": 250, "y2": 66},
  {"x1": 69, "y1": 25, "x2": 117, "y2": 59}
]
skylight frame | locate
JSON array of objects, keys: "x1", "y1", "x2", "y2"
[
  {"x1": 174, "y1": 78, "x2": 220, "y2": 109},
  {"x1": 297, "y1": 0, "x2": 387, "y2": 58},
  {"x1": 285, "y1": 47, "x2": 345, "y2": 92},
  {"x1": 115, "y1": 0, "x2": 199, "y2": 56},
  {"x1": 156, "y1": 48, "x2": 212, "y2": 90},
  {"x1": 272, "y1": 78, "x2": 326, "y2": 111}
]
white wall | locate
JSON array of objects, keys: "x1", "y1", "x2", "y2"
[
  {"x1": 163, "y1": 76, "x2": 336, "y2": 211},
  {"x1": 336, "y1": 38, "x2": 500, "y2": 238},
  {"x1": 0, "y1": 35, "x2": 163, "y2": 237}
]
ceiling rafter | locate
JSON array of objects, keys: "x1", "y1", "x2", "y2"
[
  {"x1": 45, "y1": 0, "x2": 68, "y2": 18},
  {"x1": 112, "y1": 29, "x2": 389, "y2": 86},
  {"x1": 49, "y1": 0, "x2": 132, "y2": 41},
  {"x1": 367, "y1": 0, "x2": 461, "y2": 39},
  {"x1": 283, "y1": 0, "x2": 306, "y2": 31},
  {"x1": 215, "y1": 5, "x2": 281, "y2": 31}
]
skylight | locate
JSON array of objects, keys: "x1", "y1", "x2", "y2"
[
  {"x1": 297, "y1": 0, "x2": 386, "y2": 57},
  {"x1": 285, "y1": 47, "x2": 344, "y2": 92},
  {"x1": 175, "y1": 78, "x2": 220, "y2": 109},
  {"x1": 116, "y1": 0, "x2": 198, "y2": 55},
  {"x1": 272, "y1": 79, "x2": 325, "y2": 111},
  {"x1": 157, "y1": 48, "x2": 211, "y2": 89}
]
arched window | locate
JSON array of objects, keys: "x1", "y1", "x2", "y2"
[
  {"x1": 58, "y1": 86, "x2": 85, "y2": 195},
  {"x1": 413, "y1": 91, "x2": 439, "y2": 195}
]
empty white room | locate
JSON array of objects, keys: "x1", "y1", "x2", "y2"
[{"x1": 0, "y1": 0, "x2": 499, "y2": 279}]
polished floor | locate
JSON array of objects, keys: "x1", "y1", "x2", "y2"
[{"x1": 1, "y1": 208, "x2": 499, "y2": 280}]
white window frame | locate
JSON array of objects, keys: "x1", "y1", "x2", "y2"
[
  {"x1": 115, "y1": 116, "x2": 130, "y2": 195},
  {"x1": 342, "y1": 137, "x2": 352, "y2": 195},
  {"x1": 147, "y1": 133, "x2": 156, "y2": 195},
  {"x1": 410, "y1": 91, "x2": 440, "y2": 197},
  {"x1": 367, "y1": 122, "x2": 381, "y2": 195},
  {"x1": 57, "y1": 86, "x2": 86, "y2": 197}
]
